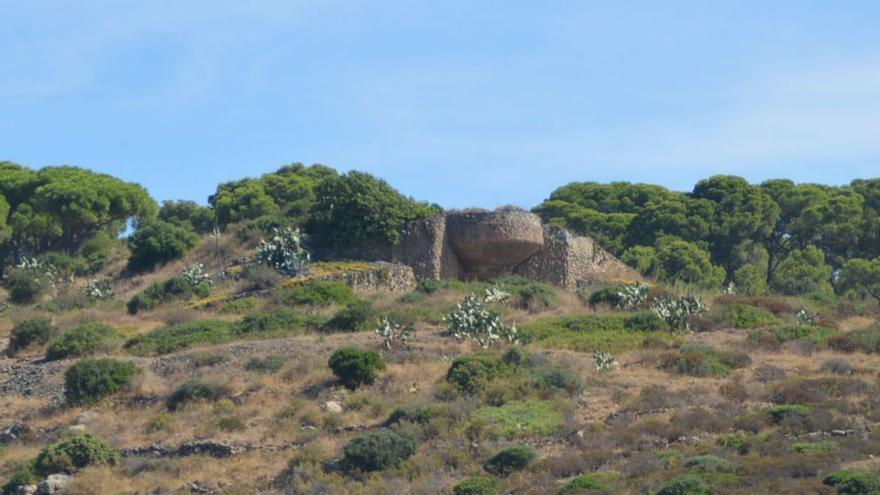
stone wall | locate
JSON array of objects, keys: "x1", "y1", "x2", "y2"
[{"x1": 335, "y1": 208, "x2": 640, "y2": 291}]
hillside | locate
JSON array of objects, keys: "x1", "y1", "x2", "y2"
[{"x1": 2, "y1": 162, "x2": 880, "y2": 494}]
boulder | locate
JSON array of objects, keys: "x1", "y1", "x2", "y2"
[{"x1": 36, "y1": 474, "x2": 71, "y2": 494}]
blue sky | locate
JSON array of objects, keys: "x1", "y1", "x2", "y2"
[{"x1": 2, "y1": 1, "x2": 880, "y2": 208}]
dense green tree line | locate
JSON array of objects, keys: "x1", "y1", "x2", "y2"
[{"x1": 534, "y1": 175, "x2": 880, "y2": 295}]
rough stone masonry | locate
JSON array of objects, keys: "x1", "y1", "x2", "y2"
[{"x1": 384, "y1": 208, "x2": 641, "y2": 291}]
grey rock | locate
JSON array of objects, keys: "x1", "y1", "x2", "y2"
[
  {"x1": 36, "y1": 474, "x2": 71, "y2": 494},
  {"x1": 15, "y1": 485, "x2": 37, "y2": 495},
  {"x1": 323, "y1": 400, "x2": 343, "y2": 413}
]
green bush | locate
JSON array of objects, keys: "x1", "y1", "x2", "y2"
[
  {"x1": 446, "y1": 354, "x2": 508, "y2": 394},
  {"x1": 219, "y1": 297, "x2": 260, "y2": 314},
  {"x1": 386, "y1": 405, "x2": 436, "y2": 425},
  {"x1": 472, "y1": 400, "x2": 565, "y2": 439},
  {"x1": 587, "y1": 287, "x2": 622, "y2": 308},
  {"x1": 827, "y1": 327, "x2": 880, "y2": 353},
  {"x1": 531, "y1": 368, "x2": 583, "y2": 394},
  {"x1": 341, "y1": 429, "x2": 417, "y2": 472},
  {"x1": 8, "y1": 317, "x2": 55, "y2": 356},
  {"x1": 767, "y1": 404, "x2": 810, "y2": 423},
  {"x1": 657, "y1": 474, "x2": 712, "y2": 495},
  {"x1": 33, "y1": 433, "x2": 119, "y2": 475},
  {"x1": 46, "y1": 323, "x2": 119, "y2": 360},
  {"x1": 720, "y1": 303, "x2": 778, "y2": 329},
  {"x1": 323, "y1": 300, "x2": 374, "y2": 332},
  {"x1": 127, "y1": 220, "x2": 199, "y2": 273},
  {"x1": 558, "y1": 473, "x2": 615, "y2": 493},
  {"x1": 126, "y1": 276, "x2": 203, "y2": 315},
  {"x1": 747, "y1": 325, "x2": 836, "y2": 349},
  {"x1": 124, "y1": 320, "x2": 234, "y2": 356},
  {"x1": 1, "y1": 462, "x2": 39, "y2": 495},
  {"x1": 64, "y1": 358, "x2": 140, "y2": 405},
  {"x1": 453, "y1": 477, "x2": 498, "y2": 495},
  {"x1": 483, "y1": 445, "x2": 536, "y2": 476},
  {"x1": 6, "y1": 271, "x2": 47, "y2": 304},
  {"x1": 244, "y1": 355, "x2": 286, "y2": 374},
  {"x1": 284, "y1": 281, "x2": 355, "y2": 307},
  {"x1": 659, "y1": 344, "x2": 751, "y2": 377},
  {"x1": 823, "y1": 467, "x2": 880, "y2": 494},
  {"x1": 328, "y1": 347, "x2": 386, "y2": 389},
  {"x1": 166, "y1": 380, "x2": 232, "y2": 411},
  {"x1": 624, "y1": 310, "x2": 668, "y2": 331},
  {"x1": 495, "y1": 275, "x2": 557, "y2": 310},
  {"x1": 519, "y1": 314, "x2": 683, "y2": 354},
  {"x1": 236, "y1": 308, "x2": 322, "y2": 335},
  {"x1": 684, "y1": 455, "x2": 734, "y2": 473}
]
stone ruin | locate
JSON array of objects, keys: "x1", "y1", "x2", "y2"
[{"x1": 324, "y1": 208, "x2": 641, "y2": 291}]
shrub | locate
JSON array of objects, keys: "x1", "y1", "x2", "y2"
[
  {"x1": 33, "y1": 434, "x2": 119, "y2": 475},
  {"x1": 446, "y1": 354, "x2": 508, "y2": 394},
  {"x1": 374, "y1": 316, "x2": 415, "y2": 350},
  {"x1": 238, "y1": 264, "x2": 283, "y2": 291},
  {"x1": 284, "y1": 281, "x2": 355, "y2": 307},
  {"x1": 386, "y1": 405, "x2": 436, "y2": 426},
  {"x1": 657, "y1": 474, "x2": 712, "y2": 495},
  {"x1": 126, "y1": 276, "x2": 200, "y2": 315},
  {"x1": 720, "y1": 303, "x2": 778, "y2": 329},
  {"x1": 64, "y1": 358, "x2": 140, "y2": 405},
  {"x1": 651, "y1": 295, "x2": 707, "y2": 332},
  {"x1": 46, "y1": 323, "x2": 118, "y2": 360},
  {"x1": 328, "y1": 347, "x2": 386, "y2": 389},
  {"x1": 256, "y1": 227, "x2": 310, "y2": 275},
  {"x1": 587, "y1": 287, "x2": 622, "y2": 308},
  {"x1": 445, "y1": 293, "x2": 518, "y2": 348},
  {"x1": 236, "y1": 308, "x2": 320, "y2": 335},
  {"x1": 6, "y1": 270, "x2": 47, "y2": 304},
  {"x1": 124, "y1": 319, "x2": 235, "y2": 356},
  {"x1": 219, "y1": 297, "x2": 260, "y2": 314},
  {"x1": 8, "y1": 317, "x2": 55, "y2": 356},
  {"x1": 166, "y1": 380, "x2": 232, "y2": 411},
  {"x1": 495, "y1": 275, "x2": 557, "y2": 310},
  {"x1": 127, "y1": 220, "x2": 199, "y2": 273},
  {"x1": 323, "y1": 300, "x2": 374, "y2": 332},
  {"x1": 820, "y1": 358, "x2": 854, "y2": 375},
  {"x1": 624, "y1": 310, "x2": 668, "y2": 331},
  {"x1": 746, "y1": 325, "x2": 835, "y2": 349},
  {"x1": 1, "y1": 463, "x2": 39, "y2": 495},
  {"x1": 684, "y1": 455, "x2": 734, "y2": 473},
  {"x1": 558, "y1": 473, "x2": 614, "y2": 493},
  {"x1": 827, "y1": 327, "x2": 880, "y2": 353},
  {"x1": 341, "y1": 429, "x2": 417, "y2": 471},
  {"x1": 768, "y1": 404, "x2": 810, "y2": 423},
  {"x1": 520, "y1": 314, "x2": 683, "y2": 353},
  {"x1": 453, "y1": 477, "x2": 498, "y2": 495},
  {"x1": 244, "y1": 355, "x2": 286, "y2": 374},
  {"x1": 823, "y1": 467, "x2": 880, "y2": 494},
  {"x1": 471, "y1": 400, "x2": 565, "y2": 438},
  {"x1": 658, "y1": 344, "x2": 751, "y2": 377},
  {"x1": 483, "y1": 445, "x2": 536, "y2": 476},
  {"x1": 531, "y1": 368, "x2": 583, "y2": 394}
]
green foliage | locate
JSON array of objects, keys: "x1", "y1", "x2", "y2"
[
  {"x1": 530, "y1": 368, "x2": 583, "y2": 394},
  {"x1": 283, "y1": 281, "x2": 356, "y2": 307},
  {"x1": 827, "y1": 326, "x2": 880, "y2": 353},
  {"x1": 237, "y1": 308, "x2": 321, "y2": 335},
  {"x1": 166, "y1": 380, "x2": 232, "y2": 411},
  {"x1": 219, "y1": 297, "x2": 260, "y2": 314},
  {"x1": 622, "y1": 245, "x2": 658, "y2": 274},
  {"x1": 2, "y1": 462, "x2": 39, "y2": 495},
  {"x1": 33, "y1": 434, "x2": 119, "y2": 475},
  {"x1": 791, "y1": 441, "x2": 836, "y2": 454},
  {"x1": 126, "y1": 276, "x2": 203, "y2": 315},
  {"x1": 306, "y1": 170, "x2": 439, "y2": 249},
  {"x1": 127, "y1": 220, "x2": 199, "y2": 273},
  {"x1": 587, "y1": 287, "x2": 622, "y2": 308},
  {"x1": 747, "y1": 325, "x2": 836, "y2": 348},
  {"x1": 446, "y1": 354, "x2": 509, "y2": 394},
  {"x1": 323, "y1": 300, "x2": 374, "y2": 332},
  {"x1": 124, "y1": 320, "x2": 235, "y2": 356},
  {"x1": 64, "y1": 358, "x2": 140, "y2": 405},
  {"x1": 453, "y1": 477, "x2": 498, "y2": 495},
  {"x1": 471, "y1": 400, "x2": 565, "y2": 438},
  {"x1": 5, "y1": 270, "x2": 47, "y2": 304},
  {"x1": 46, "y1": 322, "x2": 119, "y2": 360},
  {"x1": 657, "y1": 474, "x2": 712, "y2": 495},
  {"x1": 558, "y1": 473, "x2": 616, "y2": 493},
  {"x1": 483, "y1": 445, "x2": 536, "y2": 476},
  {"x1": 719, "y1": 303, "x2": 778, "y2": 329},
  {"x1": 770, "y1": 246, "x2": 833, "y2": 296},
  {"x1": 684, "y1": 455, "x2": 734, "y2": 473},
  {"x1": 651, "y1": 295, "x2": 707, "y2": 332},
  {"x1": 520, "y1": 314, "x2": 683, "y2": 353},
  {"x1": 624, "y1": 310, "x2": 668, "y2": 331},
  {"x1": 445, "y1": 292, "x2": 519, "y2": 348},
  {"x1": 159, "y1": 199, "x2": 215, "y2": 234},
  {"x1": 823, "y1": 467, "x2": 880, "y2": 495},
  {"x1": 256, "y1": 227, "x2": 310, "y2": 275},
  {"x1": 341, "y1": 430, "x2": 417, "y2": 472},
  {"x1": 244, "y1": 355, "x2": 286, "y2": 374},
  {"x1": 838, "y1": 257, "x2": 880, "y2": 302},
  {"x1": 8, "y1": 316, "x2": 55, "y2": 356},
  {"x1": 659, "y1": 344, "x2": 751, "y2": 377},
  {"x1": 654, "y1": 238, "x2": 726, "y2": 288},
  {"x1": 328, "y1": 347, "x2": 386, "y2": 389},
  {"x1": 494, "y1": 275, "x2": 557, "y2": 310},
  {"x1": 387, "y1": 405, "x2": 436, "y2": 425},
  {"x1": 767, "y1": 404, "x2": 810, "y2": 423}
]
